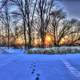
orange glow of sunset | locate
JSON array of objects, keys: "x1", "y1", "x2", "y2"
[
  {"x1": 33, "y1": 39, "x2": 42, "y2": 46},
  {"x1": 45, "y1": 33, "x2": 53, "y2": 47},
  {"x1": 33, "y1": 39, "x2": 39, "y2": 46},
  {"x1": 15, "y1": 37, "x2": 24, "y2": 45},
  {"x1": 60, "y1": 35, "x2": 71, "y2": 45},
  {"x1": 15, "y1": 34, "x2": 73, "y2": 46},
  {"x1": 32, "y1": 33, "x2": 53, "y2": 47},
  {"x1": 60, "y1": 38, "x2": 65, "y2": 44}
]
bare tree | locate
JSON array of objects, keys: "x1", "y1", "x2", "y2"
[
  {"x1": 50, "y1": 9, "x2": 66, "y2": 46},
  {"x1": 9, "y1": 0, "x2": 38, "y2": 49},
  {"x1": 58, "y1": 19, "x2": 80, "y2": 46},
  {"x1": 0, "y1": 0, "x2": 11, "y2": 48},
  {"x1": 5, "y1": 5, "x2": 10, "y2": 48},
  {"x1": 36, "y1": 0, "x2": 54, "y2": 48}
]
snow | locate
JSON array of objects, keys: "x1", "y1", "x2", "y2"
[
  {"x1": 0, "y1": 48, "x2": 80, "y2": 80},
  {"x1": 29, "y1": 46, "x2": 80, "y2": 54},
  {"x1": 62, "y1": 59, "x2": 80, "y2": 79},
  {"x1": 0, "y1": 47, "x2": 25, "y2": 54}
]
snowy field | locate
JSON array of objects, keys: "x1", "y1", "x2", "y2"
[{"x1": 0, "y1": 48, "x2": 80, "y2": 80}]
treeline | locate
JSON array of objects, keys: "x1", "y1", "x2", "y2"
[{"x1": 0, "y1": 0, "x2": 80, "y2": 49}]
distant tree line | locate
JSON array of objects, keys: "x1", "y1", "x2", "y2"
[{"x1": 0, "y1": 0, "x2": 80, "y2": 49}]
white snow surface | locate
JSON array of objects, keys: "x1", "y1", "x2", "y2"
[{"x1": 0, "y1": 47, "x2": 80, "y2": 80}]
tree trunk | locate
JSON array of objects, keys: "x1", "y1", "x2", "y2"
[
  {"x1": 28, "y1": 27, "x2": 32, "y2": 49},
  {"x1": 27, "y1": 15, "x2": 32, "y2": 49},
  {"x1": 40, "y1": 30, "x2": 45, "y2": 48},
  {"x1": 7, "y1": 24, "x2": 10, "y2": 48},
  {"x1": 23, "y1": 19, "x2": 27, "y2": 49}
]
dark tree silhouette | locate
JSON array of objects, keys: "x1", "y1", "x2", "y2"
[
  {"x1": 9, "y1": 0, "x2": 38, "y2": 49},
  {"x1": 37, "y1": 0, "x2": 54, "y2": 47},
  {"x1": 50, "y1": 9, "x2": 66, "y2": 46},
  {"x1": 0, "y1": 0, "x2": 11, "y2": 48}
]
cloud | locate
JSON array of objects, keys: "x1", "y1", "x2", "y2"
[{"x1": 59, "y1": 0, "x2": 80, "y2": 19}]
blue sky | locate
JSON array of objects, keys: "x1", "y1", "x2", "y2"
[{"x1": 59, "y1": 0, "x2": 80, "y2": 19}]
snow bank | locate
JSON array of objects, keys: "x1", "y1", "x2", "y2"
[
  {"x1": 28, "y1": 46, "x2": 80, "y2": 54},
  {"x1": 0, "y1": 47, "x2": 25, "y2": 54}
]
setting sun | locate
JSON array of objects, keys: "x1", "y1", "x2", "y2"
[
  {"x1": 45, "y1": 33, "x2": 53, "y2": 47},
  {"x1": 45, "y1": 35, "x2": 52, "y2": 42}
]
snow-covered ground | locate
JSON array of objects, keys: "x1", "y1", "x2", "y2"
[
  {"x1": 29, "y1": 46, "x2": 80, "y2": 54},
  {"x1": 0, "y1": 48, "x2": 80, "y2": 80}
]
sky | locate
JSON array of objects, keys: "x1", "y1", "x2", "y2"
[
  {"x1": 0, "y1": 0, "x2": 80, "y2": 20},
  {"x1": 60, "y1": 0, "x2": 80, "y2": 19},
  {"x1": 8, "y1": 0, "x2": 80, "y2": 20}
]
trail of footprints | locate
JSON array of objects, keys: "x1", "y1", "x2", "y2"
[{"x1": 31, "y1": 64, "x2": 40, "y2": 80}]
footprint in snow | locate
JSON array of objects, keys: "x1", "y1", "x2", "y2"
[
  {"x1": 35, "y1": 76, "x2": 39, "y2": 80},
  {"x1": 30, "y1": 64, "x2": 36, "y2": 74},
  {"x1": 30, "y1": 64, "x2": 36, "y2": 68},
  {"x1": 35, "y1": 73, "x2": 40, "y2": 80},
  {"x1": 32, "y1": 68, "x2": 36, "y2": 74}
]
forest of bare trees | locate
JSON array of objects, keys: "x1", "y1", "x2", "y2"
[{"x1": 0, "y1": 0, "x2": 80, "y2": 49}]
